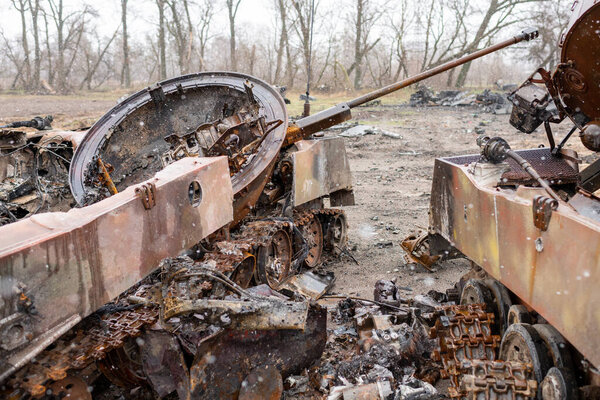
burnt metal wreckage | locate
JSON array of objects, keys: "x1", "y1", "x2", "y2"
[
  {"x1": 403, "y1": 1, "x2": 600, "y2": 399},
  {"x1": 0, "y1": 24, "x2": 554, "y2": 400}
]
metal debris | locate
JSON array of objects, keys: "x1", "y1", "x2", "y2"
[
  {"x1": 409, "y1": 85, "x2": 510, "y2": 113},
  {"x1": 280, "y1": 270, "x2": 335, "y2": 300},
  {"x1": 0, "y1": 128, "x2": 82, "y2": 226},
  {"x1": 0, "y1": 115, "x2": 54, "y2": 130},
  {"x1": 400, "y1": 232, "x2": 441, "y2": 271},
  {"x1": 339, "y1": 124, "x2": 401, "y2": 139}
]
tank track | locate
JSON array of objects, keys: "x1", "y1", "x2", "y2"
[
  {"x1": 4, "y1": 208, "x2": 347, "y2": 398},
  {"x1": 430, "y1": 304, "x2": 538, "y2": 399},
  {"x1": 7, "y1": 305, "x2": 159, "y2": 397}
]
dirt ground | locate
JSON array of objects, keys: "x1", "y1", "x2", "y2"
[
  {"x1": 325, "y1": 104, "x2": 582, "y2": 299},
  {"x1": 0, "y1": 93, "x2": 583, "y2": 300}
]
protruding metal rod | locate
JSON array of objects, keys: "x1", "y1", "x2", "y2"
[
  {"x1": 346, "y1": 28, "x2": 539, "y2": 109},
  {"x1": 286, "y1": 28, "x2": 539, "y2": 147},
  {"x1": 97, "y1": 158, "x2": 118, "y2": 195}
]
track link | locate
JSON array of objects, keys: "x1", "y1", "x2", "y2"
[
  {"x1": 8, "y1": 305, "x2": 158, "y2": 397},
  {"x1": 430, "y1": 304, "x2": 537, "y2": 399}
]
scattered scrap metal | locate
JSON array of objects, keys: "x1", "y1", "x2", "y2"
[
  {"x1": 408, "y1": 84, "x2": 511, "y2": 114},
  {"x1": 0, "y1": 127, "x2": 82, "y2": 226},
  {"x1": 0, "y1": 115, "x2": 54, "y2": 131}
]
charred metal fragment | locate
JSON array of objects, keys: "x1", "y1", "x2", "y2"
[
  {"x1": 140, "y1": 330, "x2": 191, "y2": 400},
  {"x1": 0, "y1": 129, "x2": 83, "y2": 226},
  {"x1": 0, "y1": 115, "x2": 53, "y2": 131},
  {"x1": 69, "y1": 72, "x2": 287, "y2": 225},
  {"x1": 189, "y1": 303, "x2": 326, "y2": 399}
]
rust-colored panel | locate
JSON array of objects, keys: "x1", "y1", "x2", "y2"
[
  {"x1": 558, "y1": 0, "x2": 600, "y2": 121},
  {"x1": 0, "y1": 156, "x2": 233, "y2": 378},
  {"x1": 430, "y1": 157, "x2": 600, "y2": 367},
  {"x1": 291, "y1": 138, "x2": 353, "y2": 207}
]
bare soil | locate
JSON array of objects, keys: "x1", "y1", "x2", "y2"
[
  {"x1": 1, "y1": 94, "x2": 583, "y2": 299},
  {"x1": 325, "y1": 104, "x2": 582, "y2": 299}
]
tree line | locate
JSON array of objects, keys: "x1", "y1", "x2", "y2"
[{"x1": 0, "y1": 0, "x2": 571, "y2": 94}]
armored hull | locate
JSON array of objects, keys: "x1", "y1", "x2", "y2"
[{"x1": 420, "y1": 2, "x2": 600, "y2": 398}]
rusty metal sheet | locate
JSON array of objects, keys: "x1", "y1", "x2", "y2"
[
  {"x1": 558, "y1": 0, "x2": 600, "y2": 122},
  {"x1": 0, "y1": 156, "x2": 233, "y2": 380},
  {"x1": 429, "y1": 155, "x2": 600, "y2": 367},
  {"x1": 279, "y1": 270, "x2": 335, "y2": 300},
  {"x1": 443, "y1": 148, "x2": 579, "y2": 186},
  {"x1": 291, "y1": 138, "x2": 354, "y2": 207},
  {"x1": 189, "y1": 303, "x2": 327, "y2": 399}
]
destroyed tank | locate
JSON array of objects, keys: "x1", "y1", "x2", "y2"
[
  {"x1": 0, "y1": 31, "x2": 539, "y2": 398},
  {"x1": 403, "y1": 1, "x2": 600, "y2": 399}
]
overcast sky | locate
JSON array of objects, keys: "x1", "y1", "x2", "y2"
[{"x1": 0, "y1": 0, "x2": 273, "y2": 39}]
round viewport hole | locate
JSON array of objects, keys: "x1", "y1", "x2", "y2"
[{"x1": 188, "y1": 181, "x2": 203, "y2": 207}]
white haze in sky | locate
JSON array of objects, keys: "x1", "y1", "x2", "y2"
[
  {"x1": 0, "y1": 0, "x2": 272, "y2": 39},
  {"x1": 0, "y1": 0, "x2": 523, "y2": 45}
]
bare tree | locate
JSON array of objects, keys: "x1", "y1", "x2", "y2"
[
  {"x1": 315, "y1": 30, "x2": 335, "y2": 85},
  {"x1": 196, "y1": 0, "x2": 214, "y2": 71},
  {"x1": 41, "y1": 7, "x2": 53, "y2": 85},
  {"x1": 27, "y1": 0, "x2": 42, "y2": 91},
  {"x1": 528, "y1": 0, "x2": 570, "y2": 69},
  {"x1": 417, "y1": 0, "x2": 468, "y2": 71},
  {"x1": 120, "y1": 0, "x2": 131, "y2": 87},
  {"x1": 46, "y1": 0, "x2": 92, "y2": 92},
  {"x1": 453, "y1": 0, "x2": 543, "y2": 87},
  {"x1": 155, "y1": 0, "x2": 167, "y2": 79},
  {"x1": 0, "y1": 32, "x2": 26, "y2": 89},
  {"x1": 165, "y1": 0, "x2": 194, "y2": 74},
  {"x1": 409, "y1": 0, "x2": 469, "y2": 87},
  {"x1": 273, "y1": 0, "x2": 292, "y2": 84},
  {"x1": 47, "y1": 0, "x2": 67, "y2": 91},
  {"x1": 11, "y1": 0, "x2": 31, "y2": 90},
  {"x1": 346, "y1": 0, "x2": 386, "y2": 89},
  {"x1": 390, "y1": 0, "x2": 412, "y2": 81},
  {"x1": 291, "y1": 0, "x2": 317, "y2": 88},
  {"x1": 80, "y1": 28, "x2": 119, "y2": 90},
  {"x1": 226, "y1": 0, "x2": 242, "y2": 71}
]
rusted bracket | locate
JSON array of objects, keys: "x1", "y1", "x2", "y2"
[
  {"x1": 135, "y1": 182, "x2": 157, "y2": 210},
  {"x1": 97, "y1": 158, "x2": 118, "y2": 195},
  {"x1": 400, "y1": 232, "x2": 441, "y2": 271},
  {"x1": 532, "y1": 195, "x2": 558, "y2": 231}
]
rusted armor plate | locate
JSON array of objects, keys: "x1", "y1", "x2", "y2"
[
  {"x1": 0, "y1": 156, "x2": 233, "y2": 381},
  {"x1": 429, "y1": 155, "x2": 600, "y2": 368},
  {"x1": 291, "y1": 138, "x2": 354, "y2": 207}
]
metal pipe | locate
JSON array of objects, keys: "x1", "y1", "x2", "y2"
[
  {"x1": 286, "y1": 29, "x2": 539, "y2": 147},
  {"x1": 346, "y1": 28, "x2": 539, "y2": 109},
  {"x1": 505, "y1": 150, "x2": 563, "y2": 203}
]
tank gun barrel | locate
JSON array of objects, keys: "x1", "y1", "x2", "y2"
[{"x1": 284, "y1": 28, "x2": 539, "y2": 146}]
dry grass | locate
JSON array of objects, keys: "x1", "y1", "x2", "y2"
[
  {"x1": 284, "y1": 89, "x2": 414, "y2": 117},
  {"x1": 0, "y1": 87, "x2": 417, "y2": 122}
]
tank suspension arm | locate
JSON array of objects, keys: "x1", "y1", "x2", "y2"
[{"x1": 284, "y1": 28, "x2": 539, "y2": 146}]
